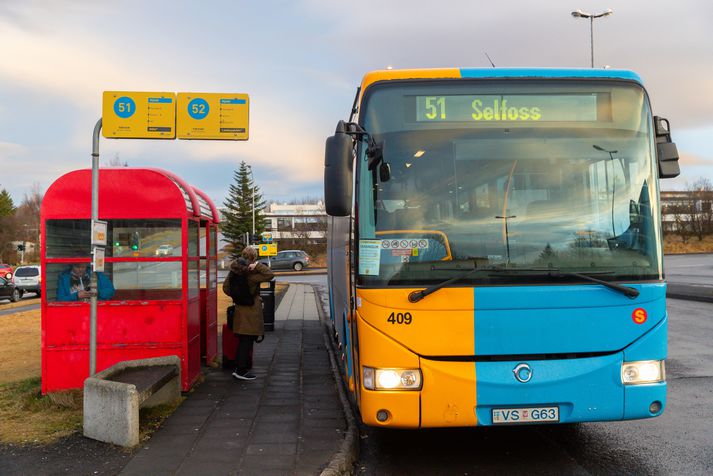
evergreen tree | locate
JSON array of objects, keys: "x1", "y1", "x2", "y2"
[
  {"x1": 221, "y1": 162, "x2": 266, "y2": 256},
  {"x1": 0, "y1": 189, "x2": 17, "y2": 262},
  {"x1": 0, "y1": 189, "x2": 14, "y2": 217}
]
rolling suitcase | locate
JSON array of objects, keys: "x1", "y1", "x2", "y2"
[
  {"x1": 222, "y1": 323, "x2": 239, "y2": 369},
  {"x1": 222, "y1": 306, "x2": 254, "y2": 370}
]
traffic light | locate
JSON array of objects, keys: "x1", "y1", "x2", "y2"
[{"x1": 129, "y1": 232, "x2": 140, "y2": 251}]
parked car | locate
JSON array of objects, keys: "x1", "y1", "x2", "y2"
[
  {"x1": 0, "y1": 276, "x2": 20, "y2": 302},
  {"x1": 13, "y1": 265, "x2": 41, "y2": 297},
  {"x1": 0, "y1": 263, "x2": 12, "y2": 280},
  {"x1": 155, "y1": 244, "x2": 174, "y2": 256},
  {"x1": 259, "y1": 250, "x2": 311, "y2": 271}
]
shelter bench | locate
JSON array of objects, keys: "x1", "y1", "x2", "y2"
[{"x1": 83, "y1": 355, "x2": 181, "y2": 447}]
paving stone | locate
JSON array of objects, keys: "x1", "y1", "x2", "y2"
[
  {"x1": 246, "y1": 442, "x2": 298, "y2": 456},
  {"x1": 175, "y1": 458, "x2": 235, "y2": 475},
  {"x1": 241, "y1": 454, "x2": 295, "y2": 471}
]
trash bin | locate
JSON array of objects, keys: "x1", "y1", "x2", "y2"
[{"x1": 260, "y1": 280, "x2": 276, "y2": 331}]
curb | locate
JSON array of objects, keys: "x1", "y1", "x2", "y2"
[
  {"x1": 666, "y1": 286, "x2": 713, "y2": 304},
  {"x1": 312, "y1": 286, "x2": 358, "y2": 476}
]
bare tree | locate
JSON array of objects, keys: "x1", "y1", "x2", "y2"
[
  {"x1": 687, "y1": 178, "x2": 713, "y2": 241},
  {"x1": 105, "y1": 153, "x2": 128, "y2": 167},
  {"x1": 15, "y1": 183, "x2": 43, "y2": 262}
]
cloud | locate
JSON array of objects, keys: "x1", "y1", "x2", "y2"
[
  {"x1": 0, "y1": 141, "x2": 29, "y2": 158},
  {"x1": 678, "y1": 152, "x2": 713, "y2": 167}
]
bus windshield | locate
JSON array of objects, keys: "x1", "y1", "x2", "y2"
[{"x1": 356, "y1": 79, "x2": 662, "y2": 286}]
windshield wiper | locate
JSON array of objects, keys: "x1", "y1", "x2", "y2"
[
  {"x1": 487, "y1": 267, "x2": 640, "y2": 299},
  {"x1": 408, "y1": 266, "x2": 479, "y2": 303}
]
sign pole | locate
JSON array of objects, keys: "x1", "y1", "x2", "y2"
[{"x1": 89, "y1": 118, "x2": 102, "y2": 376}]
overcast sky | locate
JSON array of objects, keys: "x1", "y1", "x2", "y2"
[{"x1": 1, "y1": 0, "x2": 712, "y2": 207}]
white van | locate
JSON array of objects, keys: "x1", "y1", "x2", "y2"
[{"x1": 13, "y1": 265, "x2": 41, "y2": 297}]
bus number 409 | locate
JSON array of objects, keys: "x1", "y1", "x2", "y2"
[{"x1": 387, "y1": 312, "x2": 413, "y2": 325}]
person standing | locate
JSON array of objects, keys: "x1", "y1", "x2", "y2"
[{"x1": 223, "y1": 247, "x2": 274, "y2": 380}]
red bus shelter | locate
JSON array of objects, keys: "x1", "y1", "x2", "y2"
[{"x1": 40, "y1": 168, "x2": 220, "y2": 393}]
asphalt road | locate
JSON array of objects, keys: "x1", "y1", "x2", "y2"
[
  {"x1": 356, "y1": 297, "x2": 713, "y2": 475},
  {"x1": 664, "y1": 253, "x2": 713, "y2": 287}
]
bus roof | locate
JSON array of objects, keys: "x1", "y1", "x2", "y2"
[{"x1": 359, "y1": 68, "x2": 643, "y2": 94}]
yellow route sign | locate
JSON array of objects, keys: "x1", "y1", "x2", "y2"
[
  {"x1": 176, "y1": 93, "x2": 249, "y2": 140},
  {"x1": 258, "y1": 243, "x2": 277, "y2": 257},
  {"x1": 102, "y1": 91, "x2": 176, "y2": 139}
]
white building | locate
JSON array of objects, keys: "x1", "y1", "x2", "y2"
[{"x1": 263, "y1": 201, "x2": 327, "y2": 242}]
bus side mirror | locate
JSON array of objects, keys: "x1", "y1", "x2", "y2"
[
  {"x1": 324, "y1": 121, "x2": 354, "y2": 217},
  {"x1": 654, "y1": 116, "x2": 680, "y2": 179}
]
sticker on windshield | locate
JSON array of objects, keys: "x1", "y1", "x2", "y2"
[
  {"x1": 380, "y1": 239, "x2": 428, "y2": 250},
  {"x1": 359, "y1": 240, "x2": 381, "y2": 276}
]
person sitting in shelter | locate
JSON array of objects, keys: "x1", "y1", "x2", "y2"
[
  {"x1": 223, "y1": 247, "x2": 274, "y2": 381},
  {"x1": 56, "y1": 263, "x2": 115, "y2": 302}
]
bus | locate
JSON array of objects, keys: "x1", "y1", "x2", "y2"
[{"x1": 324, "y1": 68, "x2": 680, "y2": 428}]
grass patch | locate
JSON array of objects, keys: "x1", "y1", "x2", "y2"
[
  {"x1": 0, "y1": 377, "x2": 82, "y2": 444},
  {"x1": 664, "y1": 234, "x2": 713, "y2": 254}
]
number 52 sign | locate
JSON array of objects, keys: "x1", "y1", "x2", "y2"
[{"x1": 177, "y1": 93, "x2": 249, "y2": 140}]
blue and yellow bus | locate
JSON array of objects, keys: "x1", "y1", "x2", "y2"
[{"x1": 324, "y1": 68, "x2": 680, "y2": 428}]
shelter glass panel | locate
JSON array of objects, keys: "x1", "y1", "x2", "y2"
[
  {"x1": 111, "y1": 219, "x2": 181, "y2": 258},
  {"x1": 45, "y1": 220, "x2": 91, "y2": 258},
  {"x1": 188, "y1": 259, "x2": 199, "y2": 299},
  {"x1": 188, "y1": 221, "x2": 199, "y2": 257}
]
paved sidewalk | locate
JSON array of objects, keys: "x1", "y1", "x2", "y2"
[{"x1": 120, "y1": 284, "x2": 346, "y2": 475}]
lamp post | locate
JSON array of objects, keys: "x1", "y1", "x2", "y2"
[
  {"x1": 495, "y1": 214, "x2": 517, "y2": 265},
  {"x1": 593, "y1": 144, "x2": 619, "y2": 238},
  {"x1": 571, "y1": 9, "x2": 613, "y2": 68}
]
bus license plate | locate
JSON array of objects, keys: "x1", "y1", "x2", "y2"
[{"x1": 492, "y1": 406, "x2": 559, "y2": 424}]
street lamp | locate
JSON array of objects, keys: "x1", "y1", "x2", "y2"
[
  {"x1": 593, "y1": 144, "x2": 619, "y2": 238},
  {"x1": 495, "y1": 214, "x2": 517, "y2": 265},
  {"x1": 571, "y1": 9, "x2": 613, "y2": 68}
]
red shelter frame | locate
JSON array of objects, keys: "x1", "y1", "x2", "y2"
[{"x1": 40, "y1": 168, "x2": 219, "y2": 393}]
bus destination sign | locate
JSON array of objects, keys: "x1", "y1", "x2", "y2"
[{"x1": 416, "y1": 94, "x2": 600, "y2": 123}]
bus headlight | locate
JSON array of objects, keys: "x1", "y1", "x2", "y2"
[
  {"x1": 621, "y1": 360, "x2": 665, "y2": 385},
  {"x1": 362, "y1": 367, "x2": 422, "y2": 390}
]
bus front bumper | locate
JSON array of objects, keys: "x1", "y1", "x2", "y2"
[{"x1": 360, "y1": 353, "x2": 666, "y2": 428}]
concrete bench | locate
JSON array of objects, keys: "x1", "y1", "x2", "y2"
[{"x1": 83, "y1": 355, "x2": 181, "y2": 447}]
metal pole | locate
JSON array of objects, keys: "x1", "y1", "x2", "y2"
[
  {"x1": 90, "y1": 118, "x2": 102, "y2": 376},
  {"x1": 590, "y1": 16, "x2": 594, "y2": 68},
  {"x1": 496, "y1": 215, "x2": 516, "y2": 265}
]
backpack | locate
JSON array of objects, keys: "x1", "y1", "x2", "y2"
[{"x1": 228, "y1": 271, "x2": 255, "y2": 306}]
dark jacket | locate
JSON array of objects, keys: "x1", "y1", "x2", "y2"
[{"x1": 222, "y1": 260, "x2": 274, "y2": 335}]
